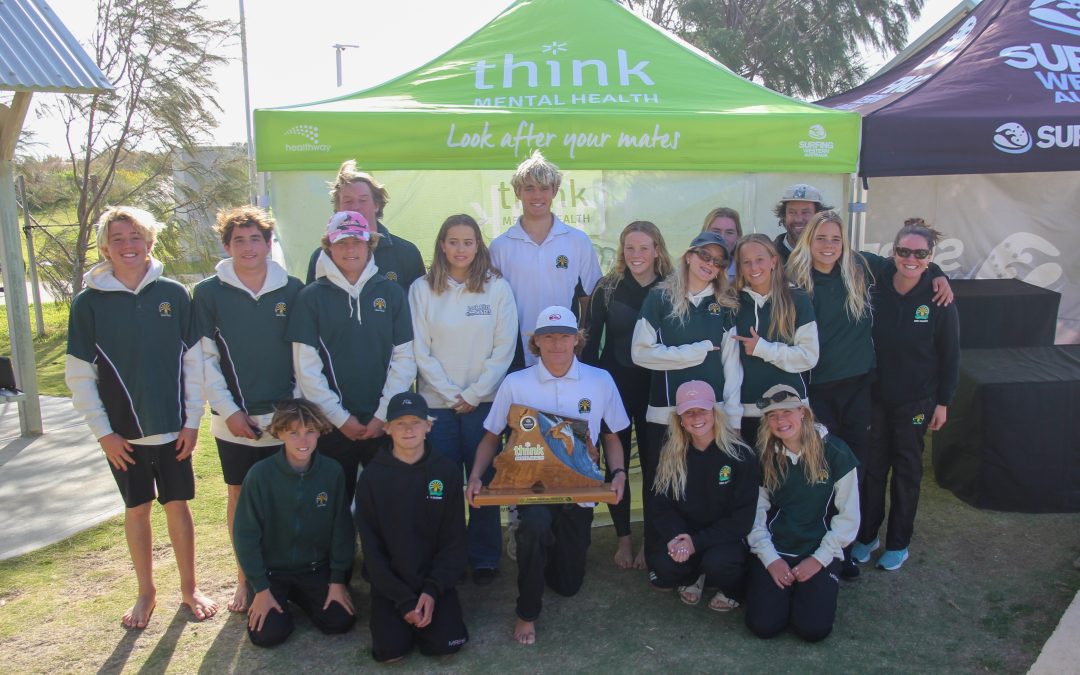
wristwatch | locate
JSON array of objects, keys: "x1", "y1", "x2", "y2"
[{"x1": 611, "y1": 468, "x2": 627, "y2": 478}]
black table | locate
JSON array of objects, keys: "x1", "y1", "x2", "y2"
[
  {"x1": 933, "y1": 345, "x2": 1080, "y2": 513},
  {"x1": 951, "y1": 279, "x2": 1059, "y2": 348}
]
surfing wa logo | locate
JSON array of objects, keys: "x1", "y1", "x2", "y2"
[
  {"x1": 992, "y1": 122, "x2": 1033, "y2": 153},
  {"x1": 1029, "y1": 1, "x2": 1080, "y2": 37},
  {"x1": 284, "y1": 124, "x2": 331, "y2": 152},
  {"x1": 800, "y1": 124, "x2": 833, "y2": 158}
]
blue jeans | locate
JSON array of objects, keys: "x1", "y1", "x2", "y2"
[{"x1": 429, "y1": 404, "x2": 502, "y2": 570}]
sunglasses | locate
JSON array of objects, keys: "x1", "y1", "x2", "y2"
[
  {"x1": 755, "y1": 390, "x2": 800, "y2": 411},
  {"x1": 693, "y1": 248, "x2": 727, "y2": 268},
  {"x1": 894, "y1": 247, "x2": 931, "y2": 260}
]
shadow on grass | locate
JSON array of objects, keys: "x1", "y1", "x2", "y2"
[
  {"x1": 96, "y1": 628, "x2": 142, "y2": 675},
  {"x1": 135, "y1": 606, "x2": 188, "y2": 675},
  {"x1": 197, "y1": 611, "x2": 247, "y2": 674}
]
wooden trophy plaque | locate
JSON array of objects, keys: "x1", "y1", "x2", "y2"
[{"x1": 474, "y1": 404, "x2": 617, "y2": 505}]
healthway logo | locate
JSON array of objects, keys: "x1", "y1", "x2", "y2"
[
  {"x1": 284, "y1": 124, "x2": 331, "y2": 152},
  {"x1": 993, "y1": 122, "x2": 1033, "y2": 153},
  {"x1": 1029, "y1": 0, "x2": 1080, "y2": 37}
]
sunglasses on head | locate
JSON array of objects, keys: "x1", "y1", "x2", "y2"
[
  {"x1": 894, "y1": 247, "x2": 931, "y2": 260},
  {"x1": 755, "y1": 390, "x2": 800, "y2": 410},
  {"x1": 692, "y1": 248, "x2": 726, "y2": 268}
]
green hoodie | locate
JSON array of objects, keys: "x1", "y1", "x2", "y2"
[{"x1": 232, "y1": 450, "x2": 355, "y2": 592}]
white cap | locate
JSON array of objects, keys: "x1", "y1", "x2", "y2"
[{"x1": 533, "y1": 305, "x2": 578, "y2": 335}]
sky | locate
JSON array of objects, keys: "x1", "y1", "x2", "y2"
[{"x1": 26, "y1": 0, "x2": 965, "y2": 156}]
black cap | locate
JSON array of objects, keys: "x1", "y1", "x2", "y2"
[
  {"x1": 688, "y1": 231, "x2": 727, "y2": 250},
  {"x1": 386, "y1": 392, "x2": 430, "y2": 422}
]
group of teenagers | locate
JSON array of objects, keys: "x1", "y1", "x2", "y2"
[{"x1": 64, "y1": 150, "x2": 960, "y2": 660}]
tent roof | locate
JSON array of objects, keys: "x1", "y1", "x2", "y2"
[
  {"x1": 254, "y1": 0, "x2": 859, "y2": 173},
  {"x1": 0, "y1": 0, "x2": 111, "y2": 94},
  {"x1": 819, "y1": 0, "x2": 1080, "y2": 177}
]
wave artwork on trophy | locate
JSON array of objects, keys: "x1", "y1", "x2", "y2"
[{"x1": 473, "y1": 403, "x2": 617, "y2": 505}]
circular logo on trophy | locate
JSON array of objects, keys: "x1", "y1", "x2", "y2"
[{"x1": 520, "y1": 415, "x2": 536, "y2": 431}]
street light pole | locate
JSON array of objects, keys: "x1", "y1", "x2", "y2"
[
  {"x1": 333, "y1": 44, "x2": 359, "y2": 87},
  {"x1": 239, "y1": 0, "x2": 257, "y2": 205}
]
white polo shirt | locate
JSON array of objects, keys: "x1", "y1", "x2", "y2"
[
  {"x1": 489, "y1": 216, "x2": 602, "y2": 366},
  {"x1": 484, "y1": 357, "x2": 630, "y2": 444}
]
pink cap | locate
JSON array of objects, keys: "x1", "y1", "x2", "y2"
[
  {"x1": 675, "y1": 380, "x2": 716, "y2": 415},
  {"x1": 327, "y1": 210, "x2": 373, "y2": 244}
]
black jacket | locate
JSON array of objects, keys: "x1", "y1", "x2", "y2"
[
  {"x1": 652, "y1": 441, "x2": 760, "y2": 552},
  {"x1": 870, "y1": 269, "x2": 960, "y2": 408},
  {"x1": 354, "y1": 447, "x2": 467, "y2": 617}
]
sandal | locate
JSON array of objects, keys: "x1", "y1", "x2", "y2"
[
  {"x1": 677, "y1": 574, "x2": 705, "y2": 605},
  {"x1": 708, "y1": 590, "x2": 739, "y2": 612}
]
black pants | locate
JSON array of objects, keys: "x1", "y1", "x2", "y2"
[
  {"x1": 247, "y1": 566, "x2": 356, "y2": 648},
  {"x1": 745, "y1": 554, "x2": 841, "y2": 643},
  {"x1": 369, "y1": 587, "x2": 468, "y2": 662},
  {"x1": 647, "y1": 540, "x2": 748, "y2": 599},
  {"x1": 515, "y1": 504, "x2": 593, "y2": 621},
  {"x1": 808, "y1": 374, "x2": 872, "y2": 466},
  {"x1": 739, "y1": 417, "x2": 762, "y2": 450},
  {"x1": 606, "y1": 369, "x2": 649, "y2": 538},
  {"x1": 859, "y1": 397, "x2": 935, "y2": 551},
  {"x1": 317, "y1": 428, "x2": 389, "y2": 504},
  {"x1": 642, "y1": 423, "x2": 669, "y2": 557}
]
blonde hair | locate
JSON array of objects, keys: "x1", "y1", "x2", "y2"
[
  {"x1": 425, "y1": 214, "x2": 501, "y2": 294},
  {"x1": 328, "y1": 160, "x2": 389, "y2": 217},
  {"x1": 96, "y1": 206, "x2": 159, "y2": 257},
  {"x1": 653, "y1": 407, "x2": 747, "y2": 501},
  {"x1": 511, "y1": 150, "x2": 562, "y2": 193},
  {"x1": 734, "y1": 234, "x2": 797, "y2": 343},
  {"x1": 661, "y1": 242, "x2": 737, "y2": 324},
  {"x1": 756, "y1": 404, "x2": 828, "y2": 493},
  {"x1": 269, "y1": 398, "x2": 334, "y2": 439},
  {"x1": 594, "y1": 221, "x2": 674, "y2": 304},
  {"x1": 700, "y1": 207, "x2": 743, "y2": 244},
  {"x1": 786, "y1": 211, "x2": 871, "y2": 322},
  {"x1": 527, "y1": 329, "x2": 587, "y2": 357},
  {"x1": 214, "y1": 205, "x2": 274, "y2": 246}
]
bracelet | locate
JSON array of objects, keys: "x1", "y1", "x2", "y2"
[{"x1": 611, "y1": 468, "x2": 627, "y2": 477}]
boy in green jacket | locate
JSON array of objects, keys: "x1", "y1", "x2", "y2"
[{"x1": 233, "y1": 399, "x2": 356, "y2": 647}]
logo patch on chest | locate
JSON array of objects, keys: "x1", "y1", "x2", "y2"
[
  {"x1": 578, "y1": 398, "x2": 592, "y2": 414},
  {"x1": 914, "y1": 304, "x2": 930, "y2": 323},
  {"x1": 555, "y1": 255, "x2": 569, "y2": 269},
  {"x1": 718, "y1": 465, "x2": 732, "y2": 485},
  {"x1": 385, "y1": 271, "x2": 398, "y2": 282},
  {"x1": 274, "y1": 302, "x2": 287, "y2": 317},
  {"x1": 158, "y1": 302, "x2": 172, "y2": 317},
  {"x1": 373, "y1": 297, "x2": 387, "y2": 312},
  {"x1": 708, "y1": 302, "x2": 722, "y2": 316},
  {"x1": 315, "y1": 492, "x2": 328, "y2": 507},
  {"x1": 466, "y1": 304, "x2": 492, "y2": 317},
  {"x1": 427, "y1": 479, "x2": 444, "y2": 500}
]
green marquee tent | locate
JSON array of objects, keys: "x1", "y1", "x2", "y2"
[{"x1": 254, "y1": 0, "x2": 860, "y2": 174}]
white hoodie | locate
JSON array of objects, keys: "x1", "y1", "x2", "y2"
[{"x1": 409, "y1": 274, "x2": 518, "y2": 409}]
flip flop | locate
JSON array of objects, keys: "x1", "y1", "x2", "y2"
[
  {"x1": 708, "y1": 591, "x2": 739, "y2": 613},
  {"x1": 677, "y1": 574, "x2": 705, "y2": 606}
]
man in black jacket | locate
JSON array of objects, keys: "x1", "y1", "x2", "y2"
[
  {"x1": 354, "y1": 393, "x2": 469, "y2": 663},
  {"x1": 771, "y1": 184, "x2": 833, "y2": 264}
]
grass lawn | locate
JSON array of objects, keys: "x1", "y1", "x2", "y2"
[
  {"x1": 0, "y1": 305, "x2": 1077, "y2": 672},
  {"x1": 0, "y1": 301, "x2": 70, "y2": 396}
]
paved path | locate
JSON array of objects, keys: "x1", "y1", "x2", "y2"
[
  {"x1": 1029, "y1": 587, "x2": 1080, "y2": 674},
  {"x1": 0, "y1": 396, "x2": 121, "y2": 560}
]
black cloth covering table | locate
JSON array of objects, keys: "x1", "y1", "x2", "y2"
[
  {"x1": 933, "y1": 345, "x2": 1080, "y2": 513},
  {"x1": 950, "y1": 279, "x2": 1059, "y2": 348}
]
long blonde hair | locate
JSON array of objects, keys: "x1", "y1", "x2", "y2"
[
  {"x1": 661, "y1": 242, "x2": 737, "y2": 323},
  {"x1": 786, "y1": 211, "x2": 871, "y2": 322},
  {"x1": 595, "y1": 221, "x2": 674, "y2": 304},
  {"x1": 734, "y1": 234, "x2": 797, "y2": 343},
  {"x1": 756, "y1": 404, "x2": 828, "y2": 493},
  {"x1": 425, "y1": 214, "x2": 501, "y2": 294},
  {"x1": 653, "y1": 407, "x2": 747, "y2": 501}
]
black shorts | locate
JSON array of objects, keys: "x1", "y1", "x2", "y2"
[
  {"x1": 108, "y1": 440, "x2": 195, "y2": 508},
  {"x1": 216, "y1": 438, "x2": 281, "y2": 486},
  {"x1": 369, "y1": 587, "x2": 468, "y2": 662}
]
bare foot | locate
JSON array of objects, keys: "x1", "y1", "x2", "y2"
[
  {"x1": 227, "y1": 583, "x2": 248, "y2": 613},
  {"x1": 613, "y1": 536, "x2": 634, "y2": 569},
  {"x1": 122, "y1": 593, "x2": 156, "y2": 629},
  {"x1": 182, "y1": 588, "x2": 219, "y2": 621},
  {"x1": 632, "y1": 545, "x2": 646, "y2": 570},
  {"x1": 514, "y1": 618, "x2": 536, "y2": 645}
]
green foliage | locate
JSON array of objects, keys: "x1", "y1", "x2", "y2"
[
  {"x1": 624, "y1": 0, "x2": 924, "y2": 99},
  {"x1": 0, "y1": 302, "x2": 71, "y2": 396}
]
